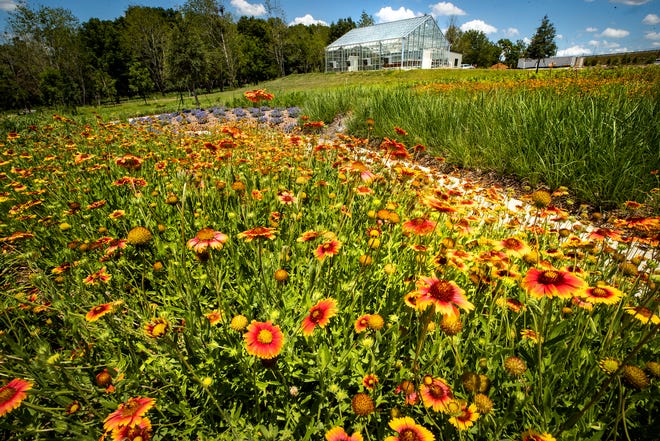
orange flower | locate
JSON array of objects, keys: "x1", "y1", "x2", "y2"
[
  {"x1": 384, "y1": 416, "x2": 435, "y2": 441},
  {"x1": 111, "y1": 417, "x2": 152, "y2": 441},
  {"x1": 237, "y1": 226, "x2": 277, "y2": 242},
  {"x1": 419, "y1": 375, "x2": 454, "y2": 412},
  {"x1": 416, "y1": 277, "x2": 474, "y2": 316},
  {"x1": 448, "y1": 402, "x2": 480, "y2": 430},
  {"x1": 144, "y1": 317, "x2": 169, "y2": 338},
  {"x1": 522, "y1": 267, "x2": 587, "y2": 299},
  {"x1": 0, "y1": 378, "x2": 32, "y2": 417},
  {"x1": 402, "y1": 218, "x2": 437, "y2": 236},
  {"x1": 325, "y1": 426, "x2": 363, "y2": 441},
  {"x1": 85, "y1": 301, "x2": 122, "y2": 322},
  {"x1": 315, "y1": 240, "x2": 342, "y2": 260},
  {"x1": 205, "y1": 310, "x2": 223, "y2": 325},
  {"x1": 302, "y1": 298, "x2": 338, "y2": 336},
  {"x1": 362, "y1": 373, "x2": 379, "y2": 390},
  {"x1": 83, "y1": 266, "x2": 112, "y2": 285},
  {"x1": 187, "y1": 228, "x2": 228, "y2": 252},
  {"x1": 244, "y1": 89, "x2": 274, "y2": 103},
  {"x1": 244, "y1": 321, "x2": 284, "y2": 359},
  {"x1": 354, "y1": 314, "x2": 371, "y2": 333},
  {"x1": 103, "y1": 396, "x2": 155, "y2": 431},
  {"x1": 277, "y1": 191, "x2": 297, "y2": 205},
  {"x1": 521, "y1": 429, "x2": 556, "y2": 441}
]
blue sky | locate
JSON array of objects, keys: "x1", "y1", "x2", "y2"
[{"x1": 1, "y1": 0, "x2": 659, "y2": 55}]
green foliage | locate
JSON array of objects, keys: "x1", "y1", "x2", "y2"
[{"x1": 525, "y1": 15, "x2": 558, "y2": 71}]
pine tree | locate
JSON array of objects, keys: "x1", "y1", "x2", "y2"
[{"x1": 525, "y1": 15, "x2": 557, "y2": 73}]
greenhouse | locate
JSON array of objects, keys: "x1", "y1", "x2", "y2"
[{"x1": 325, "y1": 15, "x2": 451, "y2": 72}]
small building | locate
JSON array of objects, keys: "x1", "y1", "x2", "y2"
[
  {"x1": 325, "y1": 15, "x2": 451, "y2": 72},
  {"x1": 517, "y1": 56, "x2": 584, "y2": 69},
  {"x1": 449, "y1": 51, "x2": 463, "y2": 68}
]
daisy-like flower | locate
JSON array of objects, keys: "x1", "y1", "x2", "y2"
[
  {"x1": 0, "y1": 378, "x2": 32, "y2": 417},
  {"x1": 108, "y1": 209, "x2": 125, "y2": 220},
  {"x1": 244, "y1": 321, "x2": 284, "y2": 359},
  {"x1": 521, "y1": 429, "x2": 556, "y2": 441},
  {"x1": 297, "y1": 230, "x2": 321, "y2": 242},
  {"x1": 448, "y1": 402, "x2": 480, "y2": 430},
  {"x1": 521, "y1": 267, "x2": 586, "y2": 299},
  {"x1": 362, "y1": 373, "x2": 379, "y2": 390},
  {"x1": 325, "y1": 426, "x2": 363, "y2": 441},
  {"x1": 144, "y1": 317, "x2": 169, "y2": 338},
  {"x1": 85, "y1": 301, "x2": 122, "y2": 322},
  {"x1": 354, "y1": 314, "x2": 371, "y2": 333},
  {"x1": 598, "y1": 358, "x2": 621, "y2": 375},
  {"x1": 277, "y1": 191, "x2": 297, "y2": 205},
  {"x1": 384, "y1": 416, "x2": 435, "y2": 441},
  {"x1": 419, "y1": 375, "x2": 454, "y2": 412},
  {"x1": 415, "y1": 277, "x2": 474, "y2": 316},
  {"x1": 84, "y1": 266, "x2": 112, "y2": 285},
  {"x1": 402, "y1": 218, "x2": 437, "y2": 236},
  {"x1": 498, "y1": 237, "x2": 531, "y2": 257},
  {"x1": 624, "y1": 306, "x2": 660, "y2": 325},
  {"x1": 111, "y1": 417, "x2": 152, "y2": 441},
  {"x1": 115, "y1": 154, "x2": 143, "y2": 170},
  {"x1": 581, "y1": 284, "x2": 624, "y2": 305},
  {"x1": 302, "y1": 298, "x2": 338, "y2": 336},
  {"x1": 187, "y1": 228, "x2": 228, "y2": 253},
  {"x1": 205, "y1": 310, "x2": 223, "y2": 326},
  {"x1": 237, "y1": 226, "x2": 277, "y2": 242},
  {"x1": 103, "y1": 396, "x2": 155, "y2": 431},
  {"x1": 315, "y1": 240, "x2": 342, "y2": 260},
  {"x1": 520, "y1": 329, "x2": 542, "y2": 343}
]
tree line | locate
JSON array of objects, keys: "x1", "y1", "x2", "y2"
[{"x1": 0, "y1": 0, "x2": 553, "y2": 111}]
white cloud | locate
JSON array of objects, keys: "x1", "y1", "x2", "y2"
[
  {"x1": 599, "y1": 28, "x2": 630, "y2": 38},
  {"x1": 653, "y1": 41, "x2": 660, "y2": 47},
  {"x1": 585, "y1": 27, "x2": 598, "y2": 32},
  {"x1": 645, "y1": 31, "x2": 660, "y2": 40},
  {"x1": 230, "y1": 0, "x2": 266, "y2": 16},
  {"x1": 588, "y1": 40, "x2": 622, "y2": 51},
  {"x1": 429, "y1": 2, "x2": 466, "y2": 16},
  {"x1": 609, "y1": 0, "x2": 650, "y2": 5},
  {"x1": 643, "y1": 14, "x2": 660, "y2": 25},
  {"x1": 502, "y1": 27, "x2": 519, "y2": 37},
  {"x1": 375, "y1": 6, "x2": 422, "y2": 22},
  {"x1": 460, "y1": 19, "x2": 497, "y2": 34},
  {"x1": 557, "y1": 34, "x2": 564, "y2": 40},
  {"x1": 0, "y1": 0, "x2": 17, "y2": 12},
  {"x1": 557, "y1": 45, "x2": 592, "y2": 56},
  {"x1": 522, "y1": 37, "x2": 531, "y2": 45},
  {"x1": 289, "y1": 14, "x2": 328, "y2": 26}
]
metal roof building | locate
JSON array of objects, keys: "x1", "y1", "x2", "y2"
[{"x1": 325, "y1": 16, "x2": 451, "y2": 72}]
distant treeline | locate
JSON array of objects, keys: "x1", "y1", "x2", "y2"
[
  {"x1": 584, "y1": 49, "x2": 660, "y2": 67},
  {"x1": 0, "y1": 1, "x2": 363, "y2": 111}
]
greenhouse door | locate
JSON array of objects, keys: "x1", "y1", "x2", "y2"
[
  {"x1": 422, "y1": 50, "x2": 432, "y2": 69},
  {"x1": 348, "y1": 56, "x2": 359, "y2": 72}
]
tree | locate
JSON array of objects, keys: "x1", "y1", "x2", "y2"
[
  {"x1": 525, "y1": 15, "x2": 557, "y2": 73},
  {"x1": 167, "y1": 14, "x2": 208, "y2": 108},
  {"x1": 444, "y1": 16, "x2": 463, "y2": 51},
  {"x1": 456, "y1": 30, "x2": 499, "y2": 67},
  {"x1": 329, "y1": 18, "x2": 356, "y2": 42},
  {"x1": 497, "y1": 38, "x2": 527, "y2": 68},
  {"x1": 358, "y1": 11, "x2": 375, "y2": 28}
]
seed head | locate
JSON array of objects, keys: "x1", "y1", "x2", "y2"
[
  {"x1": 127, "y1": 226, "x2": 153, "y2": 246},
  {"x1": 351, "y1": 393, "x2": 375, "y2": 416},
  {"x1": 622, "y1": 365, "x2": 649, "y2": 390}
]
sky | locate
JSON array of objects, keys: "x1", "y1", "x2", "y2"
[{"x1": 1, "y1": 0, "x2": 659, "y2": 55}]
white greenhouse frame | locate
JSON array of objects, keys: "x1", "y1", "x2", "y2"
[{"x1": 325, "y1": 16, "x2": 450, "y2": 73}]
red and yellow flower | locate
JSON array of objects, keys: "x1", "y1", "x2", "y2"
[
  {"x1": 447, "y1": 401, "x2": 480, "y2": 430},
  {"x1": 103, "y1": 396, "x2": 155, "y2": 431},
  {"x1": 302, "y1": 298, "x2": 338, "y2": 336},
  {"x1": 244, "y1": 321, "x2": 284, "y2": 359},
  {"x1": 237, "y1": 226, "x2": 277, "y2": 242},
  {"x1": 325, "y1": 427, "x2": 363, "y2": 441},
  {"x1": 521, "y1": 429, "x2": 556, "y2": 441},
  {"x1": 419, "y1": 375, "x2": 454, "y2": 412},
  {"x1": 315, "y1": 240, "x2": 342, "y2": 260},
  {"x1": 85, "y1": 301, "x2": 122, "y2": 322},
  {"x1": 415, "y1": 277, "x2": 474, "y2": 316},
  {"x1": 402, "y1": 218, "x2": 437, "y2": 236},
  {"x1": 0, "y1": 378, "x2": 32, "y2": 417},
  {"x1": 384, "y1": 416, "x2": 435, "y2": 441},
  {"x1": 521, "y1": 267, "x2": 586, "y2": 299},
  {"x1": 580, "y1": 283, "x2": 624, "y2": 305},
  {"x1": 187, "y1": 228, "x2": 228, "y2": 252}
]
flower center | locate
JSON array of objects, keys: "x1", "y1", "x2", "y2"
[
  {"x1": 400, "y1": 429, "x2": 419, "y2": 441},
  {"x1": 152, "y1": 323, "x2": 167, "y2": 337},
  {"x1": 636, "y1": 307, "x2": 652, "y2": 318},
  {"x1": 197, "y1": 228, "x2": 215, "y2": 241},
  {"x1": 310, "y1": 309, "x2": 323, "y2": 323},
  {"x1": 504, "y1": 238, "x2": 521, "y2": 249},
  {"x1": 0, "y1": 387, "x2": 16, "y2": 403},
  {"x1": 257, "y1": 329, "x2": 273, "y2": 344},
  {"x1": 120, "y1": 399, "x2": 141, "y2": 417},
  {"x1": 591, "y1": 288, "x2": 608, "y2": 298},
  {"x1": 539, "y1": 271, "x2": 559, "y2": 284},
  {"x1": 428, "y1": 281, "x2": 454, "y2": 302},
  {"x1": 429, "y1": 383, "x2": 447, "y2": 398}
]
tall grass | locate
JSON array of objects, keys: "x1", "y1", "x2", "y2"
[{"x1": 297, "y1": 68, "x2": 660, "y2": 210}]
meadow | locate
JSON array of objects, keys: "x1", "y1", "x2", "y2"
[{"x1": 0, "y1": 68, "x2": 659, "y2": 440}]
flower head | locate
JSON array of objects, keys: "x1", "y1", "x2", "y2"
[
  {"x1": 230, "y1": 315, "x2": 249, "y2": 331},
  {"x1": 0, "y1": 378, "x2": 32, "y2": 417},
  {"x1": 522, "y1": 267, "x2": 586, "y2": 299},
  {"x1": 237, "y1": 226, "x2": 277, "y2": 242},
  {"x1": 111, "y1": 417, "x2": 152, "y2": 441},
  {"x1": 448, "y1": 402, "x2": 480, "y2": 430},
  {"x1": 315, "y1": 240, "x2": 342, "y2": 260},
  {"x1": 85, "y1": 301, "x2": 122, "y2": 322},
  {"x1": 103, "y1": 397, "x2": 154, "y2": 431},
  {"x1": 126, "y1": 226, "x2": 153, "y2": 246},
  {"x1": 187, "y1": 228, "x2": 228, "y2": 253},
  {"x1": 521, "y1": 429, "x2": 556, "y2": 441},
  {"x1": 351, "y1": 393, "x2": 375, "y2": 416},
  {"x1": 624, "y1": 306, "x2": 660, "y2": 325},
  {"x1": 581, "y1": 284, "x2": 624, "y2": 305},
  {"x1": 302, "y1": 298, "x2": 338, "y2": 336},
  {"x1": 416, "y1": 277, "x2": 473, "y2": 316},
  {"x1": 385, "y1": 417, "x2": 435, "y2": 441},
  {"x1": 402, "y1": 218, "x2": 437, "y2": 236},
  {"x1": 244, "y1": 321, "x2": 284, "y2": 359},
  {"x1": 325, "y1": 427, "x2": 364, "y2": 441},
  {"x1": 419, "y1": 376, "x2": 453, "y2": 412},
  {"x1": 144, "y1": 317, "x2": 169, "y2": 338},
  {"x1": 362, "y1": 373, "x2": 379, "y2": 390},
  {"x1": 355, "y1": 314, "x2": 371, "y2": 333}
]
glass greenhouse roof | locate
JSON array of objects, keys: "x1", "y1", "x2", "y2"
[{"x1": 326, "y1": 16, "x2": 435, "y2": 49}]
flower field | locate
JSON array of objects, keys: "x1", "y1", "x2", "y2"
[{"x1": 1, "y1": 90, "x2": 659, "y2": 440}]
